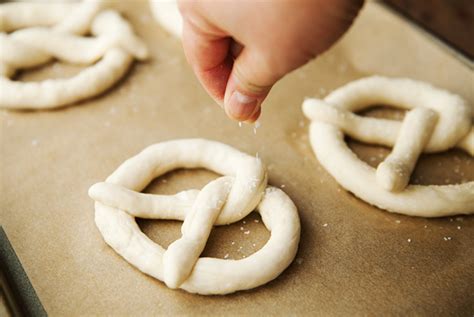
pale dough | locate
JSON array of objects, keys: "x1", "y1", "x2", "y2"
[
  {"x1": 149, "y1": 0, "x2": 183, "y2": 37},
  {"x1": 0, "y1": 0, "x2": 148, "y2": 109},
  {"x1": 303, "y1": 76, "x2": 474, "y2": 217},
  {"x1": 88, "y1": 139, "x2": 301, "y2": 295}
]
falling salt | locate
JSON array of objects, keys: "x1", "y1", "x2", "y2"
[
  {"x1": 238, "y1": 121, "x2": 243, "y2": 128},
  {"x1": 31, "y1": 139, "x2": 39, "y2": 146},
  {"x1": 253, "y1": 120, "x2": 261, "y2": 135},
  {"x1": 424, "y1": 225, "x2": 428, "y2": 229},
  {"x1": 252, "y1": 243, "x2": 256, "y2": 247},
  {"x1": 243, "y1": 221, "x2": 246, "y2": 224},
  {"x1": 443, "y1": 236, "x2": 452, "y2": 241},
  {"x1": 224, "y1": 254, "x2": 229, "y2": 259},
  {"x1": 244, "y1": 230, "x2": 250, "y2": 235},
  {"x1": 254, "y1": 219, "x2": 259, "y2": 223},
  {"x1": 407, "y1": 238, "x2": 411, "y2": 243},
  {"x1": 322, "y1": 223, "x2": 328, "y2": 227},
  {"x1": 240, "y1": 226, "x2": 244, "y2": 231},
  {"x1": 457, "y1": 226, "x2": 461, "y2": 230},
  {"x1": 231, "y1": 241, "x2": 235, "y2": 245}
]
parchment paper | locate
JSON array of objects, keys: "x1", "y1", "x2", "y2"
[{"x1": 1, "y1": 1, "x2": 473, "y2": 315}]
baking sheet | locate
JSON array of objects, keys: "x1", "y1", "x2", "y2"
[{"x1": 1, "y1": 1, "x2": 473, "y2": 315}]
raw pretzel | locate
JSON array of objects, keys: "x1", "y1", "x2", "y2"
[
  {"x1": 0, "y1": 0, "x2": 148, "y2": 109},
  {"x1": 303, "y1": 76, "x2": 474, "y2": 217},
  {"x1": 88, "y1": 139, "x2": 301, "y2": 295}
]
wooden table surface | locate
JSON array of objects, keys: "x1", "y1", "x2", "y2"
[{"x1": 384, "y1": 0, "x2": 474, "y2": 59}]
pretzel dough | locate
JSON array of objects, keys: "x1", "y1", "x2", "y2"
[
  {"x1": 88, "y1": 139, "x2": 301, "y2": 295},
  {"x1": 303, "y1": 76, "x2": 474, "y2": 217},
  {"x1": 149, "y1": 0, "x2": 182, "y2": 37},
  {"x1": 0, "y1": 1, "x2": 148, "y2": 109}
]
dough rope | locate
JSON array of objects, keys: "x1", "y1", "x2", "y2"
[
  {"x1": 149, "y1": 0, "x2": 183, "y2": 37},
  {"x1": 303, "y1": 76, "x2": 474, "y2": 217},
  {"x1": 0, "y1": 0, "x2": 148, "y2": 109},
  {"x1": 88, "y1": 139, "x2": 301, "y2": 295}
]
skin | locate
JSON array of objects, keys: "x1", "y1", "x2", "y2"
[{"x1": 178, "y1": 0, "x2": 364, "y2": 122}]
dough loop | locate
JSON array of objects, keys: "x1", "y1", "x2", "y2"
[
  {"x1": 89, "y1": 139, "x2": 301, "y2": 295},
  {"x1": 0, "y1": 0, "x2": 148, "y2": 109},
  {"x1": 303, "y1": 76, "x2": 474, "y2": 217}
]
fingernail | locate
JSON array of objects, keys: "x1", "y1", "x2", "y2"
[{"x1": 226, "y1": 91, "x2": 258, "y2": 120}]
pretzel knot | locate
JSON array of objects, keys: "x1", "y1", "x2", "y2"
[
  {"x1": 0, "y1": 0, "x2": 148, "y2": 109},
  {"x1": 88, "y1": 139, "x2": 301, "y2": 295},
  {"x1": 303, "y1": 76, "x2": 474, "y2": 217}
]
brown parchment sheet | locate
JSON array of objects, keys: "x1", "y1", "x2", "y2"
[{"x1": 1, "y1": 1, "x2": 473, "y2": 315}]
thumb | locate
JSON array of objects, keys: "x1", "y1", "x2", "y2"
[{"x1": 224, "y1": 48, "x2": 279, "y2": 122}]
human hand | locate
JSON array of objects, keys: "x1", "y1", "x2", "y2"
[{"x1": 178, "y1": 0, "x2": 363, "y2": 122}]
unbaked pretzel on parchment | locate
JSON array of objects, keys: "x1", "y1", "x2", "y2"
[
  {"x1": 303, "y1": 76, "x2": 474, "y2": 217},
  {"x1": 88, "y1": 139, "x2": 301, "y2": 295},
  {"x1": 0, "y1": 0, "x2": 148, "y2": 109}
]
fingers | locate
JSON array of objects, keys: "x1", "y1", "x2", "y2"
[
  {"x1": 223, "y1": 48, "x2": 280, "y2": 122},
  {"x1": 180, "y1": 15, "x2": 232, "y2": 105}
]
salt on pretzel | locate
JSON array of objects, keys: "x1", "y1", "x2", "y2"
[
  {"x1": 88, "y1": 139, "x2": 301, "y2": 295},
  {"x1": 0, "y1": 0, "x2": 148, "y2": 109},
  {"x1": 303, "y1": 76, "x2": 474, "y2": 217}
]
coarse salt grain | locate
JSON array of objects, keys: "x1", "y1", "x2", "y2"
[
  {"x1": 322, "y1": 223, "x2": 328, "y2": 227},
  {"x1": 224, "y1": 254, "x2": 229, "y2": 259},
  {"x1": 407, "y1": 238, "x2": 411, "y2": 243},
  {"x1": 244, "y1": 230, "x2": 250, "y2": 235}
]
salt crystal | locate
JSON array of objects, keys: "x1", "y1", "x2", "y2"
[
  {"x1": 424, "y1": 225, "x2": 428, "y2": 228},
  {"x1": 252, "y1": 243, "x2": 256, "y2": 247},
  {"x1": 254, "y1": 219, "x2": 259, "y2": 223},
  {"x1": 322, "y1": 223, "x2": 328, "y2": 227},
  {"x1": 224, "y1": 254, "x2": 229, "y2": 259},
  {"x1": 238, "y1": 121, "x2": 243, "y2": 128},
  {"x1": 240, "y1": 227, "x2": 244, "y2": 231},
  {"x1": 407, "y1": 238, "x2": 411, "y2": 243},
  {"x1": 244, "y1": 230, "x2": 250, "y2": 235},
  {"x1": 395, "y1": 220, "x2": 401, "y2": 224},
  {"x1": 243, "y1": 221, "x2": 246, "y2": 224},
  {"x1": 231, "y1": 241, "x2": 235, "y2": 245},
  {"x1": 457, "y1": 226, "x2": 461, "y2": 230}
]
